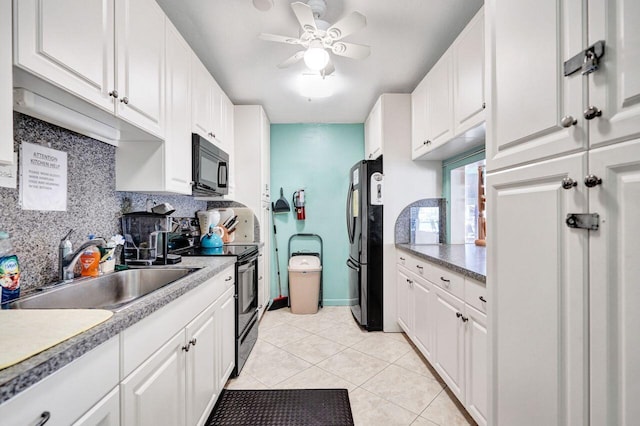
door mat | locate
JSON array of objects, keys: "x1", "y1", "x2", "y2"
[{"x1": 206, "y1": 389, "x2": 354, "y2": 426}]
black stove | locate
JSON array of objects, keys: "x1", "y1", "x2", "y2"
[{"x1": 173, "y1": 244, "x2": 259, "y2": 261}]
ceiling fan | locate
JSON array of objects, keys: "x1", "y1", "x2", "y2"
[{"x1": 259, "y1": 0, "x2": 370, "y2": 75}]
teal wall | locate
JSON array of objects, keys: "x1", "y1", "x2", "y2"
[
  {"x1": 442, "y1": 146, "x2": 485, "y2": 243},
  {"x1": 270, "y1": 123, "x2": 364, "y2": 306}
]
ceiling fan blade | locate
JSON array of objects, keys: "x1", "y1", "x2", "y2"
[
  {"x1": 277, "y1": 51, "x2": 305, "y2": 68},
  {"x1": 259, "y1": 33, "x2": 301, "y2": 45},
  {"x1": 326, "y1": 11, "x2": 367, "y2": 40},
  {"x1": 331, "y1": 42, "x2": 371, "y2": 60},
  {"x1": 291, "y1": 2, "x2": 317, "y2": 33}
]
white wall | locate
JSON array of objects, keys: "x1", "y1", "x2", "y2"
[{"x1": 379, "y1": 94, "x2": 441, "y2": 332}]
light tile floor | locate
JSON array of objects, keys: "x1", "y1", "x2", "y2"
[{"x1": 225, "y1": 306, "x2": 477, "y2": 426}]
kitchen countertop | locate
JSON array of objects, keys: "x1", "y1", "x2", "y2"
[
  {"x1": 0, "y1": 256, "x2": 236, "y2": 405},
  {"x1": 396, "y1": 243, "x2": 486, "y2": 283}
]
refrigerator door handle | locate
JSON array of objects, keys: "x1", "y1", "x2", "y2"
[
  {"x1": 346, "y1": 183, "x2": 355, "y2": 244},
  {"x1": 346, "y1": 258, "x2": 361, "y2": 272}
]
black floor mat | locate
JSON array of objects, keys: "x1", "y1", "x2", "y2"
[{"x1": 206, "y1": 389, "x2": 354, "y2": 426}]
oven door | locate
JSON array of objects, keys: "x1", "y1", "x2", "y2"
[{"x1": 237, "y1": 256, "x2": 258, "y2": 335}]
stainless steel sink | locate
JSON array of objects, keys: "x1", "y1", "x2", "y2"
[{"x1": 7, "y1": 268, "x2": 198, "y2": 312}]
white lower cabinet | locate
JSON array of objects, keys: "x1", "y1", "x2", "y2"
[
  {"x1": 218, "y1": 288, "x2": 236, "y2": 389},
  {"x1": 396, "y1": 251, "x2": 487, "y2": 426},
  {"x1": 0, "y1": 337, "x2": 119, "y2": 426}
]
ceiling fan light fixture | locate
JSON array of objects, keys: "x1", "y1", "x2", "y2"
[
  {"x1": 252, "y1": 0, "x2": 274, "y2": 12},
  {"x1": 304, "y1": 41, "x2": 329, "y2": 71},
  {"x1": 299, "y1": 73, "x2": 334, "y2": 98}
]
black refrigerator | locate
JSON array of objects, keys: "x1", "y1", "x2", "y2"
[{"x1": 346, "y1": 156, "x2": 383, "y2": 331}]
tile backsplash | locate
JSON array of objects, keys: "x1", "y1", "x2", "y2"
[{"x1": 0, "y1": 113, "x2": 206, "y2": 292}]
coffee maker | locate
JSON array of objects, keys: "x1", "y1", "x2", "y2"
[{"x1": 120, "y1": 213, "x2": 181, "y2": 265}]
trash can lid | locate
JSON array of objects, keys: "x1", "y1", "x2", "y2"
[{"x1": 288, "y1": 255, "x2": 322, "y2": 271}]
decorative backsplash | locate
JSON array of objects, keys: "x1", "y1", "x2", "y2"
[{"x1": 0, "y1": 113, "x2": 207, "y2": 291}]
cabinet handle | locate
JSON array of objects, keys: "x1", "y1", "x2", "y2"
[
  {"x1": 120, "y1": 96, "x2": 129, "y2": 105},
  {"x1": 423, "y1": 140, "x2": 432, "y2": 146},
  {"x1": 584, "y1": 174, "x2": 603, "y2": 188},
  {"x1": 583, "y1": 106, "x2": 602, "y2": 120},
  {"x1": 225, "y1": 276, "x2": 233, "y2": 281},
  {"x1": 399, "y1": 257, "x2": 405, "y2": 261},
  {"x1": 440, "y1": 277, "x2": 450, "y2": 287},
  {"x1": 189, "y1": 338, "x2": 197, "y2": 347},
  {"x1": 416, "y1": 265, "x2": 423, "y2": 270},
  {"x1": 456, "y1": 312, "x2": 462, "y2": 318},
  {"x1": 35, "y1": 411, "x2": 51, "y2": 426},
  {"x1": 108, "y1": 90, "x2": 119, "y2": 99},
  {"x1": 560, "y1": 115, "x2": 577, "y2": 128},
  {"x1": 482, "y1": 102, "x2": 486, "y2": 109},
  {"x1": 561, "y1": 177, "x2": 578, "y2": 189},
  {"x1": 479, "y1": 296, "x2": 487, "y2": 303},
  {"x1": 182, "y1": 344, "x2": 190, "y2": 352},
  {"x1": 461, "y1": 315, "x2": 469, "y2": 323}
]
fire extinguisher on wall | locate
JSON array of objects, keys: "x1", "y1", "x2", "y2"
[{"x1": 293, "y1": 189, "x2": 306, "y2": 220}]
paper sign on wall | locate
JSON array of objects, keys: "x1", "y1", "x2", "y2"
[{"x1": 19, "y1": 142, "x2": 68, "y2": 211}]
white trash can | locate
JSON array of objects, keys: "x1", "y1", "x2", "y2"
[{"x1": 288, "y1": 255, "x2": 322, "y2": 314}]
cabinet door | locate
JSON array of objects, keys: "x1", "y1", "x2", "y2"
[
  {"x1": 412, "y1": 278, "x2": 434, "y2": 361},
  {"x1": 485, "y1": 0, "x2": 585, "y2": 171},
  {"x1": 589, "y1": 139, "x2": 640, "y2": 425},
  {"x1": 191, "y1": 55, "x2": 214, "y2": 141},
  {"x1": 433, "y1": 286, "x2": 465, "y2": 401},
  {"x1": 365, "y1": 97, "x2": 382, "y2": 160},
  {"x1": 218, "y1": 287, "x2": 237, "y2": 389},
  {"x1": 211, "y1": 82, "x2": 223, "y2": 144},
  {"x1": 185, "y1": 303, "x2": 218, "y2": 426},
  {"x1": 14, "y1": 0, "x2": 115, "y2": 112},
  {"x1": 396, "y1": 268, "x2": 412, "y2": 333},
  {"x1": 116, "y1": 0, "x2": 165, "y2": 138},
  {"x1": 453, "y1": 8, "x2": 485, "y2": 136},
  {"x1": 588, "y1": 0, "x2": 640, "y2": 148},
  {"x1": 72, "y1": 387, "x2": 120, "y2": 426},
  {"x1": 164, "y1": 19, "x2": 192, "y2": 194},
  {"x1": 121, "y1": 331, "x2": 186, "y2": 426},
  {"x1": 465, "y1": 305, "x2": 488, "y2": 426},
  {"x1": 425, "y1": 51, "x2": 453, "y2": 149},
  {"x1": 487, "y1": 153, "x2": 588, "y2": 426},
  {"x1": 1, "y1": 0, "x2": 13, "y2": 164},
  {"x1": 411, "y1": 76, "x2": 429, "y2": 158}
]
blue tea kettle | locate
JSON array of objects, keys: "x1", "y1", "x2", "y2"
[{"x1": 200, "y1": 225, "x2": 224, "y2": 252}]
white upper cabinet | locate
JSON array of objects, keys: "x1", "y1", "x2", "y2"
[
  {"x1": 364, "y1": 96, "x2": 383, "y2": 160},
  {"x1": 587, "y1": 0, "x2": 640, "y2": 148},
  {"x1": 14, "y1": 0, "x2": 165, "y2": 139},
  {"x1": 412, "y1": 7, "x2": 485, "y2": 160},
  {"x1": 115, "y1": 0, "x2": 165, "y2": 138},
  {"x1": 14, "y1": 0, "x2": 115, "y2": 112},
  {"x1": 453, "y1": 8, "x2": 485, "y2": 136},
  {"x1": 1, "y1": 0, "x2": 13, "y2": 165},
  {"x1": 485, "y1": 0, "x2": 584, "y2": 171}
]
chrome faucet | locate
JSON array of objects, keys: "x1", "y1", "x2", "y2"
[{"x1": 59, "y1": 237, "x2": 107, "y2": 281}]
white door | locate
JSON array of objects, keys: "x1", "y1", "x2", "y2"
[
  {"x1": 589, "y1": 139, "x2": 640, "y2": 425},
  {"x1": 121, "y1": 331, "x2": 186, "y2": 426},
  {"x1": 164, "y1": 19, "x2": 192, "y2": 194},
  {"x1": 487, "y1": 153, "x2": 588, "y2": 426},
  {"x1": 411, "y1": 76, "x2": 429, "y2": 158},
  {"x1": 425, "y1": 52, "x2": 453, "y2": 150},
  {"x1": 72, "y1": 387, "x2": 120, "y2": 426},
  {"x1": 185, "y1": 303, "x2": 218, "y2": 426},
  {"x1": 115, "y1": 0, "x2": 165, "y2": 138},
  {"x1": 219, "y1": 287, "x2": 237, "y2": 389},
  {"x1": 587, "y1": 0, "x2": 640, "y2": 148},
  {"x1": 486, "y1": 0, "x2": 585, "y2": 171},
  {"x1": 191, "y1": 55, "x2": 214, "y2": 141},
  {"x1": 396, "y1": 268, "x2": 411, "y2": 333},
  {"x1": 433, "y1": 286, "x2": 465, "y2": 401},
  {"x1": 465, "y1": 304, "x2": 488, "y2": 426},
  {"x1": 453, "y1": 8, "x2": 485, "y2": 136},
  {"x1": 14, "y1": 0, "x2": 115, "y2": 112},
  {"x1": 412, "y1": 278, "x2": 433, "y2": 361}
]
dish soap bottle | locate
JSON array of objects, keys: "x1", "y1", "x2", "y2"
[
  {"x1": 79, "y1": 234, "x2": 101, "y2": 277},
  {"x1": 0, "y1": 231, "x2": 20, "y2": 305}
]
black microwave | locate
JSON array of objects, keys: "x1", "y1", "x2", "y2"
[{"x1": 192, "y1": 133, "x2": 229, "y2": 196}]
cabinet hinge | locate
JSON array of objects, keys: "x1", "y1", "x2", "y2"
[
  {"x1": 564, "y1": 40, "x2": 605, "y2": 77},
  {"x1": 565, "y1": 213, "x2": 599, "y2": 230}
]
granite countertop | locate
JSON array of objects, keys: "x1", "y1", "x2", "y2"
[
  {"x1": 396, "y1": 243, "x2": 486, "y2": 283},
  {"x1": 0, "y1": 256, "x2": 236, "y2": 405}
]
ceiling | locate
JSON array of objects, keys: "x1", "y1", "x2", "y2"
[{"x1": 156, "y1": 0, "x2": 483, "y2": 124}]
